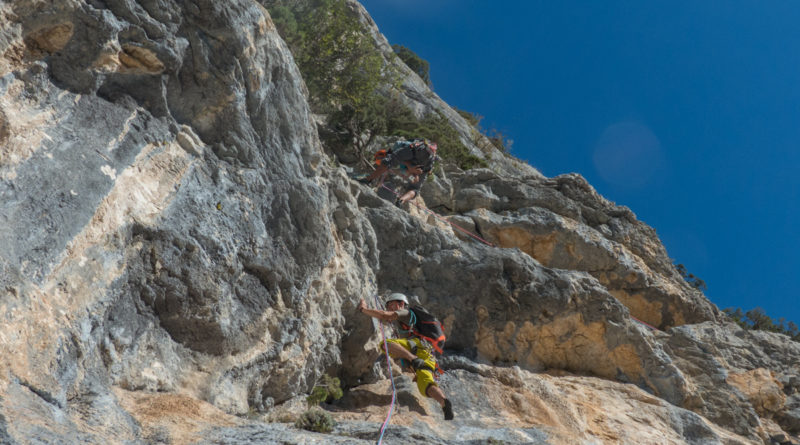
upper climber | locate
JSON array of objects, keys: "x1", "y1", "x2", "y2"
[
  {"x1": 362, "y1": 139, "x2": 438, "y2": 204},
  {"x1": 357, "y1": 292, "x2": 454, "y2": 421}
]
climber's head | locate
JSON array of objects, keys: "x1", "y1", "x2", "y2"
[{"x1": 384, "y1": 292, "x2": 409, "y2": 310}]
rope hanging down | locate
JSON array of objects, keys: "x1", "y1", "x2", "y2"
[
  {"x1": 379, "y1": 184, "x2": 495, "y2": 247},
  {"x1": 372, "y1": 292, "x2": 397, "y2": 445},
  {"x1": 630, "y1": 316, "x2": 660, "y2": 331}
]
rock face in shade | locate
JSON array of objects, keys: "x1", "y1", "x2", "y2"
[{"x1": 0, "y1": 0, "x2": 798, "y2": 444}]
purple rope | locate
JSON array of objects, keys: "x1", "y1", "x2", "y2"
[{"x1": 372, "y1": 293, "x2": 397, "y2": 445}]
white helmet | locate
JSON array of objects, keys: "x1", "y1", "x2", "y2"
[{"x1": 384, "y1": 293, "x2": 409, "y2": 307}]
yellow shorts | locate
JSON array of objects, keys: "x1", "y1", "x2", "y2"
[{"x1": 387, "y1": 337, "x2": 437, "y2": 397}]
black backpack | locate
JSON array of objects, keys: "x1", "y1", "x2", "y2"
[
  {"x1": 406, "y1": 139, "x2": 437, "y2": 172},
  {"x1": 400, "y1": 305, "x2": 446, "y2": 354}
]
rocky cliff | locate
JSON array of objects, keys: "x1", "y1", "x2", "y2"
[{"x1": 1, "y1": 0, "x2": 798, "y2": 444}]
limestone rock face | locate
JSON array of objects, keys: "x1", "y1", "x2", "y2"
[
  {"x1": 422, "y1": 169, "x2": 721, "y2": 331},
  {"x1": 1, "y1": 0, "x2": 799, "y2": 444},
  {"x1": 1, "y1": 0, "x2": 376, "y2": 439},
  {"x1": 662, "y1": 322, "x2": 800, "y2": 438}
]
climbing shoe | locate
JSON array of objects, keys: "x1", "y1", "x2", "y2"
[{"x1": 442, "y1": 398, "x2": 454, "y2": 420}]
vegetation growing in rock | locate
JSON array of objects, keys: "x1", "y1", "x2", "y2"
[
  {"x1": 457, "y1": 108, "x2": 515, "y2": 158},
  {"x1": 268, "y1": 0, "x2": 386, "y2": 108},
  {"x1": 456, "y1": 108, "x2": 481, "y2": 127},
  {"x1": 266, "y1": 0, "x2": 399, "y2": 164},
  {"x1": 724, "y1": 307, "x2": 800, "y2": 341},
  {"x1": 675, "y1": 263, "x2": 707, "y2": 292},
  {"x1": 267, "y1": 5, "x2": 298, "y2": 38},
  {"x1": 392, "y1": 44, "x2": 431, "y2": 86},
  {"x1": 295, "y1": 408, "x2": 336, "y2": 433},
  {"x1": 265, "y1": 0, "x2": 487, "y2": 171},
  {"x1": 306, "y1": 374, "x2": 343, "y2": 406}
]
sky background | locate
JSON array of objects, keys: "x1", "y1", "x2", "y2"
[{"x1": 359, "y1": 0, "x2": 800, "y2": 326}]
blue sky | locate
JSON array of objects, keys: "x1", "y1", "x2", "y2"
[{"x1": 359, "y1": 0, "x2": 800, "y2": 326}]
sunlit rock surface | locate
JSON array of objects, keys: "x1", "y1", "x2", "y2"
[{"x1": 1, "y1": 0, "x2": 798, "y2": 444}]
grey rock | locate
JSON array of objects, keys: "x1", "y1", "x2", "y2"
[
  {"x1": 0, "y1": 0, "x2": 796, "y2": 443},
  {"x1": 663, "y1": 324, "x2": 762, "y2": 437},
  {"x1": 198, "y1": 420, "x2": 549, "y2": 445},
  {"x1": 360, "y1": 192, "x2": 694, "y2": 408},
  {"x1": 2, "y1": 0, "x2": 372, "y2": 434},
  {"x1": 777, "y1": 391, "x2": 800, "y2": 433},
  {"x1": 421, "y1": 169, "x2": 720, "y2": 330}
]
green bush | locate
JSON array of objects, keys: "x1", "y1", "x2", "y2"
[
  {"x1": 268, "y1": 5, "x2": 298, "y2": 42},
  {"x1": 723, "y1": 307, "x2": 800, "y2": 341},
  {"x1": 456, "y1": 108, "x2": 482, "y2": 127},
  {"x1": 270, "y1": 0, "x2": 390, "y2": 111},
  {"x1": 265, "y1": 0, "x2": 400, "y2": 163},
  {"x1": 295, "y1": 408, "x2": 336, "y2": 433},
  {"x1": 266, "y1": 1, "x2": 489, "y2": 171},
  {"x1": 392, "y1": 44, "x2": 431, "y2": 86},
  {"x1": 457, "y1": 108, "x2": 515, "y2": 156},
  {"x1": 674, "y1": 263, "x2": 707, "y2": 292},
  {"x1": 306, "y1": 374, "x2": 343, "y2": 406},
  {"x1": 486, "y1": 129, "x2": 513, "y2": 153}
]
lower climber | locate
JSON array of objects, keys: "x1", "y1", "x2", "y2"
[{"x1": 357, "y1": 292, "x2": 454, "y2": 420}]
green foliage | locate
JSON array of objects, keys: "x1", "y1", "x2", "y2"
[
  {"x1": 723, "y1": 307, "x2": 800, "y2": 341},
  {"x1": 268, "y1": 5, "x2": 298, "y2": 41},
  {"x1": 295, "y1": 408, "x2": 336, "y2": 433},
  {"x1": 392, "y1": 44, "x2": 431, "y2": 86},
  {"x1": 456, "y1": 108, "x2": 482, "y2": 127},
  {"x1": 458, "y1": 108, "x2": 514, "y2": 157},
  {"x1": 486, "y1": 128, "x2": 513, "y2": 153},
  {"x1": 265, "y1": 0, "x2": 400, "y2": 164},
  {"x1": 276, "y1": 0, "x2": 389, "y2": 111},
  {"x1": 306, "y1": 374, "x2": 343, "y2": 406},
  {"x1": 723, "y1": 307, "x2": 749, "y2": 329},
  {"x1": 674, "y1": 263, "x2": 707, "y2": 292},
  {"x1": 266, "y1": 1, "x2": 491, "y2": 171}
]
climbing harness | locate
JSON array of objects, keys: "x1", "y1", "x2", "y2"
[
  {"x1": 384, "y1": 294, "x2": 445, "y2": 353},
  {"x1": 379, "y1": 184, "x2": 496, "y2": 247},
  {"x1": 372, "y1": 292, "x2": 397, "y2": 445}
]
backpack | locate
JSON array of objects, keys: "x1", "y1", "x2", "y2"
[
  {"x1": 374, "y1": 139, "x2": 437, "y2": 171},
  {"x1": 373, "y1": 148, "x2": 391, "y2": 166},
  {"x1": 400, "y1": 304, "x2": 446, "y2": 354},
  {"x1": 404, "y1": 139, "x2": 437, "y2": 172}
]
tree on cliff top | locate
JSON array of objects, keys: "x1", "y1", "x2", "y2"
[
  {"x1": 267, "y1": 0, "x2": 486, "y2": 171},
  {"x1": 267, "y1": 0, "x2": 398, "y2": 164},
  {"x1": 724, "y1": 307, "x2": 800, "y2": 341},
  {"x1": 392, "y1": 44, "x2": 431, "y2": 87}
]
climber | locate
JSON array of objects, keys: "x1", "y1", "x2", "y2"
[
  {"x1": 362, "y1": 139, "x2": 438, "y2": 204},
  {"x1": 357, "y1": 293, "x2": 454, "y2": 420}
]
